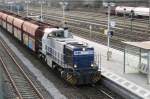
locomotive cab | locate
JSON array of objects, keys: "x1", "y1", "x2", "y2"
[
  {"x1": 63, "y1": 43, "x2": 100, "y2": 85},
  {"x1": 47, "y1": 28, "x2": 73, "y2": 38},
  {"x1": 64, "y1": 43, "x2": 95, "y2": 69}
]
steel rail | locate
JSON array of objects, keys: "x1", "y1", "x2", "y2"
[
  {"x1": 0, "y1": 39, "x2": 45, "y2": 99},
  {"x1": 29, "y1": 9, "x2": 149, "y2": 32},
  {"x1": 98, "y1": 89, "x2": 114, "y2": 99},
  {"x1": 30, "y1": 10, "x2": 149, "y2": 40},
  {"x1": 0, "y1": 57, "x2": 23, "y2": 99}
]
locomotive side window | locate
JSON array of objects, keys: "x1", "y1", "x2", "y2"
[
  {"x1": 47, "y1": 33, "x2": 53, "y2": 38},
  {"x1": 50, "y1": 30, "x2": 72, "y2": 38}
]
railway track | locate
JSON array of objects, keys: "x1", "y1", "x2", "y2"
[
  {"x1": 0, "y1": 38, "x2": 44, "y2": 99},
  {"x1": 30, "y1": 6, "x2": 148, "y2": 24},
  {"x1": 29, "y1": 7, "x2": 149, "y2": 28},
  {"x1": 7, "y1": 7, "x2": 150, "y2": 43}
]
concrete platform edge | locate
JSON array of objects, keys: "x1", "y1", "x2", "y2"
[{"x1": 102, "y1": 69, "x2": 150, "y2": 99}]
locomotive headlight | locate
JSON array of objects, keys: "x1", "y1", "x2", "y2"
[
  {"x1": 91, "y1": 64, "x2": 94, "y2": 67},
  {"x1": 83, "y1": 48, "x2": 86, "y2": 51},
  {"x1": 74, "y1": 64, "x2": 77, "y2": 68}
]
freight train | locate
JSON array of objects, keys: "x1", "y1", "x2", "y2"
[
  {"x1": 110, "y1": 6, "x2": 150, "y2": 18},
  {"x1": 0, "y1": 10, "x2": 101, "y2": 85}
]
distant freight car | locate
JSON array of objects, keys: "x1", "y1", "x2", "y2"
[
  {"x1": 0, "y1": 10, "x2": 101, "y2": 85},
  {"x1": 113, "y1": 6, "x2": 150, "y2": 18},
  {"x1": 115, "y1": 6, "x2": 135, "y2": 15},
  {"x1": 134, "y1": 7, "x2": 149, "y2": 17}
]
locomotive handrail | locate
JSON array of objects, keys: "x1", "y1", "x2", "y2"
[{"x1": 94, "y1": 53, "x2": 101, "y2": 71}]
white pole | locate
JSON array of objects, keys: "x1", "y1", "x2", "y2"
[
  {"x1": 11, "y1": 4, "x2": 12, "y2": 12},
  {"x1": 41, "y1": 3, "x2": 43, "y2": 21},
  {"x1": 107, "y1": 4, "x2": 111, "y2": 61},
  {"x1": 63, "y1": 5, "x2": 65, "y2": 27},
  {"x1": 130, "y1": 11, "x2": 133, "y2": 32},
  {"x1": 89, "y1": 25, "x2": 92, "y2": 39},
  {"x1": 26, "y1": 2, "x2": 28, "y2": 17},
  {"x1": 124, "y1": 8, "x2": 126, "y2": 31},
  {"x1": 149, "y1": 0, "x2": 150, "y2": 31},
  {"x1": 17, "y1": 6, "x2": 19, "y2": 15},
  {"x1": 60, "y1": 2, "x2": 68, "y2": 27}
]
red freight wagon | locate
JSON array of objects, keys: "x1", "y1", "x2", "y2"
[
  {"x1": 1, "y1": 13, "x2": 8, "y2": 29},
  {"x1": 23, "y1": 21, "x2": 39, "y2": 37},
  {"x1": 6, "y1": 15, "x2": 14, "y2": 33},
  {"x1": 13, "y1": 18, "x2": 24, "y2": 41},
  {"x1": 22, "y1": 20, "x2": 54, "y2": 52},
  {"x1": 22, "y1": 21, "x2": 40, "y2": 51},
  {"x1": 0, "y1": 10, "x2": 55, "y2": 53}
]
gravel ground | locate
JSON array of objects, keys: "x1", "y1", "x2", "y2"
[
  {"x1": 0, "y1": 27, "x2": 124, "y2": 99},
  {"x1": 0, "y1": 62, "x2": 4, "y2": 99}
]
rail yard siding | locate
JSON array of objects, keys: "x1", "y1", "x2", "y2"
[
  {"x1": 0, "y1": 66, "x2": 4, "y2": 99},
  {"x1": 0, "y1": 31, "x2": 67, "y2": 99}
]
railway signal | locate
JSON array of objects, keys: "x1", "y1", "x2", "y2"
[
  {"x1": 89, "y1": 25, "x2": 92, "y2": 39},
  {"x1": 110, "y1": 20, "x2": 116, "y2": 28},
  {"x1": 103, "y1": 2, "x2": 115, "y2": 61},
  {"x1": 130, "y1": 10, "x2": 134, "y2": 32},
  {"x1": 109, "y1": 31, "x2": 114, "y2": 37},
  {"x1": 104, "y1": 30, "x2": 114, "y2": 37}
]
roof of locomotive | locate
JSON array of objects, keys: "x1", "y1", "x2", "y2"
[{"x1": 66, "y1": 42, "x2": 90, "y2": 50}]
